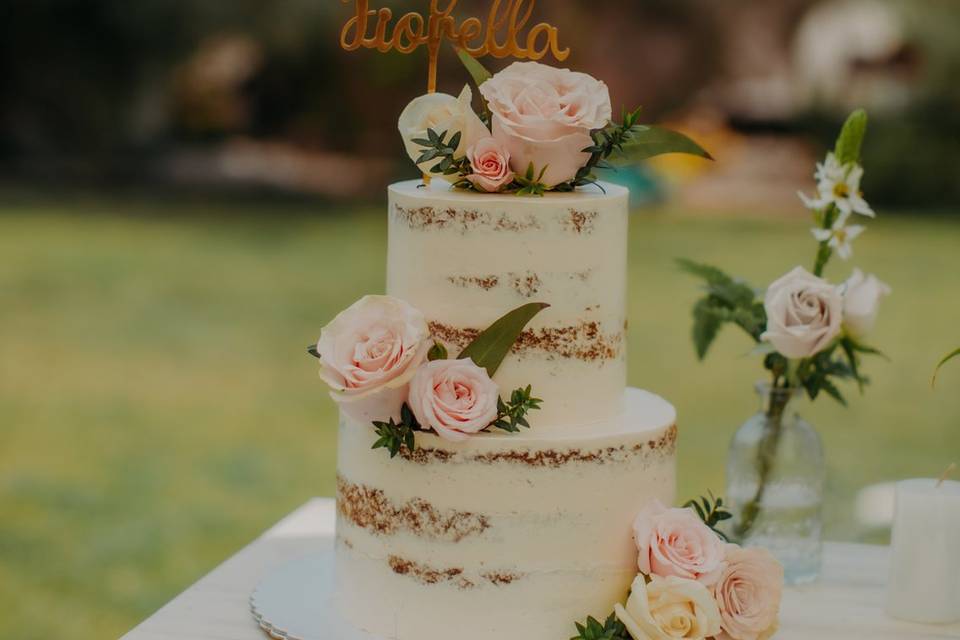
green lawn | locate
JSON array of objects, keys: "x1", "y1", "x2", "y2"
[{"x1": 2, "y1": 194, "x2": 959, "y2": 640}]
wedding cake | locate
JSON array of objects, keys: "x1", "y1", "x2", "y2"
[
  {"x1": 333, "y1": 181, "x2": 677, "y2": 638},
  {"x1": 309, "y1": 18, "x2": 780, "y2": 635}
]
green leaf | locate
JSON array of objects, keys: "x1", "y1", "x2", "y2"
[
  {"x1": 834, "y1": 108, "x2": 868, "y2": 165},
  {"x1": 307, "y1": 345, "x2": 321, "y2": 359},
  {"x1": 691, "y1": 299, "x2": 722, "y2": 360},
  {"x1": 448, "y1": 131, "x2": 462, "y2": 152},
  {"x1": 676, "y1": 258, "x2": 756, "y2": 307},
  {"x1": 819, "y1": 377, "x2": 848, "y2": 406},
  {"x1": 610, "y1": 126, "x2": 713, "y2": 166},
  {"x1": 459, "y1": 303, "x2": 550, "y2": 377},
  {"x1": 428, "y1": 342, "x2": 448, "y2": 361},
  {"x1": 933, "y1": 347, "x2": 960, "y2": 388},
  {"x1": 453, "y1": 46, "x2": 492, "y2": 86}
]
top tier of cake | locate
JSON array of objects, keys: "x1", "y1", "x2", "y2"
[{"x1": 387, "y1": 180, "x2": 629, "y2": 431}]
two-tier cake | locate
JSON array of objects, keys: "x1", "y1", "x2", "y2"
[{"x1": 333, "y1": 181, "x2": 677, "y2": 638}]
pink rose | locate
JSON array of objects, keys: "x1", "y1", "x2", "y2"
[
  {"x1": 407, "y1": 359, "x2": 499, "y2": 442},
  {"x1": 633, "y1": 500, "x2": 726, "y2": 586},
  {"x1": 479, "y1": 61, "x2": 611, "y2": 187},
  {"x1": 316, "y1": 295, "x2": 431, "y2": 424},
  {"x1": 466, "y1": 137, "x2": 514, "y2": 192},
  {"x1": 712, "y1": 545, "x2": 783, "y2": 640}
]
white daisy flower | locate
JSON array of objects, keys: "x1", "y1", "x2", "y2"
[
  {"x1": 811, "y1": 218, "x2": 865, "y2": 260},
  {"x1": 799, "y1": 152, "x2": 875, "y2": 218}
]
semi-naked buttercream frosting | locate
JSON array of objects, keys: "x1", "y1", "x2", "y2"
[
  {"x1": 335, "y1": 388, "x2": 676, "y2": 639},
  {"x1": 332, "y1": 181, "x2": 678, "y2": 639},
  {"x1": 387, "y1": 180, "x2": 628, "y2": 430}
]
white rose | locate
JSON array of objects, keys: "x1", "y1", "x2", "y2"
[
  {"x1": 615, "y1": 574, "x2": 722, "y2": 640},
  {"x1": 761, "y1": 266, "x2": 843, "y2": 359},
  {"x1": 841, "y1": 269, "x2": 891, "y2": 339},
  {"x1": 397, "y1": 85, "x2": 489, "y2": 181},
  {"x1": 407, "y1": 358, "x2": 499, "y2": 442},
  {"x1": 316, "y1": 295, "x2": 431, "y2": 424}
]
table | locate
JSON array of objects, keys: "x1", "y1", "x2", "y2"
[{"x1": 121, "y1": 498, "x2": 960, "y2": 640}]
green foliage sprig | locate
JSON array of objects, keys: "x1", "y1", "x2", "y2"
[
  {"x1": 684, "y1": 493, "x2": 733, "y2": 541},
  {"x1": 513, "y1": 162, "x2": 551, "y2": 196},
  {"x1": 570, "y1": 613, "x2": 631, "y2": 640},
  {"x1": 491, "y1": 385, "x2": 542, "y2": 433},
  {"x1": 372, "y1": 404, "x2": 421, "y2": 459},
  {"x1": 412, "y1": 129, "x2": 472, "y2": 179},
  {"x1": 676, "y1": 258, "x2": 765, "y2": 359},
  {"x1": 564, "y1": 107, "x2": 647, "y2": 190}
]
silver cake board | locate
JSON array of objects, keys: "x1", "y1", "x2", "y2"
[{"x1": 250, "y1": 550, "x2": 380, "y2": 640}]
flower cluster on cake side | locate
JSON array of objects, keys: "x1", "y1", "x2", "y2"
[
  {"x1": 310, "y1": 296, "x2": 547, "y2": 457},
  {"x1": 398, "y1": 58, "x2": 710, "y2": 195},
  {"x1": 573, "y1": 495, "x2": 783, "y2": 640}
]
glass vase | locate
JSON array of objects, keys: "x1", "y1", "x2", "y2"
[{"x1": 725, "y1": 383, "x2": 825, "y2": 584}]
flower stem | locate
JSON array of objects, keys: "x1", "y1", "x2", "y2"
[
  {"x1": 734, "y1": 387, "x2": 791, "y2": 540},
  {"x1": 812, "y1": 205, "x2": 839, "y2": 276}
]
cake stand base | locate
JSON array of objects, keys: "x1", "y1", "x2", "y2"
[{"x1": 250, "y1": 550, "x2": 379, "y2": 640}]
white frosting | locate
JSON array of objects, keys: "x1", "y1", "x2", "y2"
[
  {"x1": 387, "y1": 180, "x2": 629, "y2": 430},
  {"x1": 335, "y1": 388, "x2": 677, "y2": 640}
]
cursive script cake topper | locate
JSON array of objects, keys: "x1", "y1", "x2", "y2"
[{"x1": 340, "y1": 0, "x2": 570, "y2": 93}]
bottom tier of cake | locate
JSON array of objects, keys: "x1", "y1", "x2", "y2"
[{"x1": 333, "y1": 387, "x2": 677, "y2": 640}]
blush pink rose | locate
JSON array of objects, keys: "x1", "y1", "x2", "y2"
[
  {"x1": 407, "y1": 358, "x2": 499, "y2": 442},
  {"x1": 761, "y1": 266, "x2": 843, "y2": 359},
  {"x1": 712, "y1": 545, "x2": 783, "y2": 640},
  {"x1": 633, "y1": 499, "x2": 727, "y2": 586},
  {"x1": 316, "y1": 295, "x2": 431, "y2": 424},
  {"x1": 479, "y1": 61, "x2": 611, "y2": 187},
  {"x1": 466, "y1": 137, "x2": 515, "y2": 192}
]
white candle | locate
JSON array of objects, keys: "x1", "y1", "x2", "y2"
[{"x1": 885, "y1": 478, "x2": 960, "y2": 623}]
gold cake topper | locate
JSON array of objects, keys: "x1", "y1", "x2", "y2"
[{"x1": 340, "y1": 0, "x2": 570, "y2": 93}]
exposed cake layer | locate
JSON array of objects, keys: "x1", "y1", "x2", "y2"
[
  {"x1": 387, "y1": 180, "x2": 629, "y2": 430},
  {"x1": 334, "y1": 388, "x2": 677, "y2": 640}
]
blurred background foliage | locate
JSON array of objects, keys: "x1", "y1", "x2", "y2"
[
  {"x1": 2, "y1": 0, "x2": 959, "y2": 206},
  {"x1": 1, "y1": 1, "x2": 959, "y2": 639}
]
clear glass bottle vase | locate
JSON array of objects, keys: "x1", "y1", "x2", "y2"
[{"x1": 725, "y1": 383, "x2": 825, "y2": 584}]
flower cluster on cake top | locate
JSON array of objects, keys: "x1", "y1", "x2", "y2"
[{"x1": 398, "y1": 59, "x2": 710, "y2": 195}]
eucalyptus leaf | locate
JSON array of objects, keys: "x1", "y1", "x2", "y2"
[
  {"x1": 933, "y1": 347, "x2": 960, "y2": 388},
  {"x1": 610, "y1": 126, "x2": 713, "y2": 166},
  {"x1": 459, "y1": 302, "x2": 550, "y2": 377},
  {"x1": 834, "y1": 108, "x2": 868, "y2": 165}
]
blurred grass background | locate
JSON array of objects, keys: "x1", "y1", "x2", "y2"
[{"x1": 2, "y1": 194, "x2": 959, "y2": 639}]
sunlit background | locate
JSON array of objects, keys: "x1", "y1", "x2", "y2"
[{"x1": 2, "y1": 1, "x2": 959, "y2": 638}]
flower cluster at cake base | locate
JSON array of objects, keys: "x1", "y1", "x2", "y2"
[
  {"x1": 310, "y1": 295, "x2": 547, "y2": 458},
  {"x1": 398, "y1": 59, "x2": 711, "y2": 196},
  {"x1": 572, "y1": 494, "x2": 783, "y2": 640}
]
